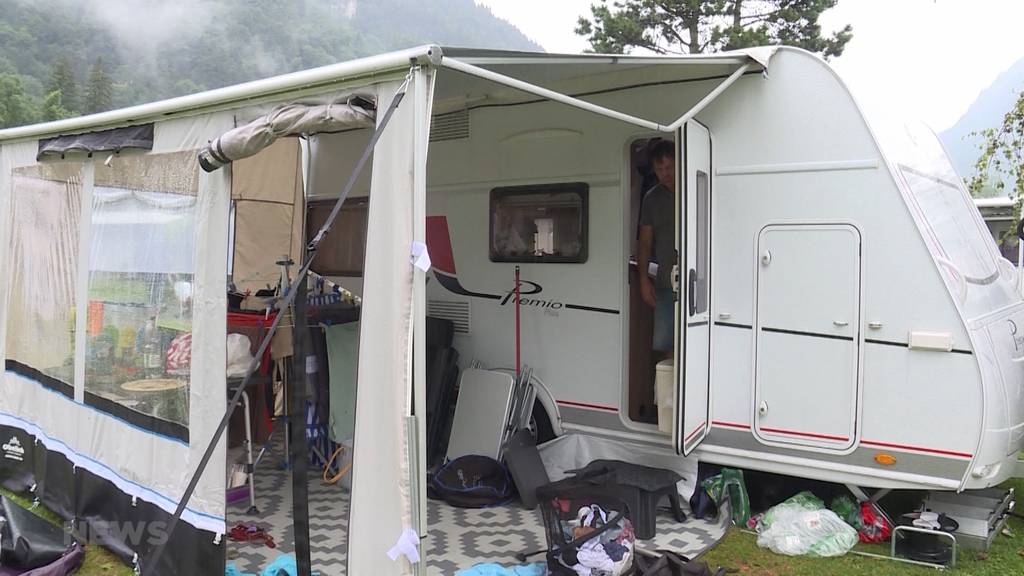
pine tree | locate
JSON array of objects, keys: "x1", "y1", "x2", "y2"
[
  {"x1": 576, "y1": 0, "x2": 853, "y2": 58},
  {"x1": 48, "y1": 55, "x2": 78, "y2": 114},
  {"x1": 85, "y1": 57, "x2": 113, "y2": 114},
  {"x1": 41, "y1": 90, "x2": 71, "y2": 121},
  {"x1": 0, "y1": 74, "x2": 38, "y2": 128}
]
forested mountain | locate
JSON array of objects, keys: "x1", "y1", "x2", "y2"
[
  {"x1": 939, "y1": 56, "x2": 1024, "y2": 192},
  {"x1": 0, "y1": 0, "x2": 540, "y2": 128}
]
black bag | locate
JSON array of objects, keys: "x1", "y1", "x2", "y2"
[
  {"x1": 429, "y1": 455, "x2": 513, "y2": 508},
  {"x1": 688, "y1": 462, "x2": 720, "y2": 521},
  {"x1": 633, "y1": 550, "x2": 727, "y2": 576}
]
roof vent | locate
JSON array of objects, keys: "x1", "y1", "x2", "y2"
[
  {"x1": 427, "y1": 299, "x2": 471, "y2": 334},
  {"x1": 430, "y1": 110, "x2": 470, "y2": 142}
]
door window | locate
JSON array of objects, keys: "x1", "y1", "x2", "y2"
[{"x1": 694, "y1": 170, "x2": 709, "y2": 315}]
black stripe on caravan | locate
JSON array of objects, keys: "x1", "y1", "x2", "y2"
[
  {"x1": 687, "y1": 320, "x2": 709, "y2": 328},
  {"x1": 84, "y1": 391, "x2": 190, "y2": 443},
  {"x1": 866, "y1": 338, "x2": 973, "y2": 355},
  {"x1": 715, "y1": 321, "x2": 752, "y2": 330},
  {"x1": 5, "y1": 360, "x2": 74, "y2": 398},
  {"x1": 565, "y1": 303, "x2": 620, "y2": 315},
  {"x1": 711, "y1": 325, "x2": 973, "y2": 355},
  {"x1": 761, "y1": 326, "x2": 854, "y2": 342}
]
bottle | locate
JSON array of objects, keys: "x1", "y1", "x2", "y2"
[{"x1": 143, "y1": 317, "x2": 162, "y2": 378}]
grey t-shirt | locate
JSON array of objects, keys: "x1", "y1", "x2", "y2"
[{"x1": 640, "y1": 184, "x2": 675, "y2": 288}]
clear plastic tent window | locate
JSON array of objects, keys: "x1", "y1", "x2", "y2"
[
  {"x1": 5, "y1": 164, "x2": 83, "y2": 390},
  {"x1": 84, "y1": 151, "x2": 199, "y2": 429}
]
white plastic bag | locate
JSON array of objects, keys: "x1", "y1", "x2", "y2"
[
  {"x1": 756, "y1": 502, "x2": 858, "y2": 557},
  {"x1": 226, "y1": 333, "x2": 255, "y2": 377}
]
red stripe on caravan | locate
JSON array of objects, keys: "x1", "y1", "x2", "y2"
[
  {"x1": 684, "y1": 422, "x2": 707, "y2": 443},
  {"x1": 861, "y1": 440, "x2": 973, "y2": 459},
  {"x1": 556, "y1": 399, "x2": 619, "y2": 413},
  {"x1": 759, "y1": 426, "x2": 849, "y2": 442},
  {"x1": 426, "y1": 215, "x2": 457, "y2": 275},
  {"x1": 712, "y1": 420, "x2": 751, "y2": 430}
]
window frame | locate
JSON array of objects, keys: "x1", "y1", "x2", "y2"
[
  {"x1": 694, "y1": 170, "x2": 709, "y2": 315},
  {"x1": 306, "y1": 197, "x2": 370, "y2": 277},
  {"x1": 488, "y1": 182, "x2": 590, "y2": 264}
]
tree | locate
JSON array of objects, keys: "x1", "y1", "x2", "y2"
[
  {"x1": 41, "y1": 89, "x2": 72, "y2": 121},
  {"x1": 576, "y1": 0, "x2": 853, "y2": 58},
  {"x1": 0, "y1": 74, "x2": 38, "y2": 128},
  {"x1": 967, "y1": 91, "x2": 1024, "y2": 244},
  {"x1": 84, "y1": 57, "x2": 113, "y2": 114},
  {"x1": 48, "y1": 55, "x2": 78, "y2": 113}
]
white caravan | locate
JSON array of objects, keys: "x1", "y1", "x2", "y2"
[{"x1": 421, "y1": 46, "x2": 1024, "y2": 494}]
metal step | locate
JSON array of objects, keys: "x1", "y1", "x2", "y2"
[{"x1": 922, "y1": 488, "x2": 1014, "y2": 550}]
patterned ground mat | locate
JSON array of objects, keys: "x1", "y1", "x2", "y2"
[
  {"x1": 425, "y1": 498, "x2": 730, "y2": 575},
  {"x1": 226, "y1": 439, "x2": 728, "y2": 575},
  {"x1": 226, "y1": 441, "x2": 350, "y2": 576}
]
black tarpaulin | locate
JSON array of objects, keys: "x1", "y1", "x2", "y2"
[
  {"x1": 0, "y1": 496, "x2": 69, "y2": 571},
  {"x1": 37, "y1": 124, "x2": 154, "y2": 161}
]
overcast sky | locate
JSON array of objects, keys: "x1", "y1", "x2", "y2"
[{"x1": 475, "y1": 0, "x2": 1024, "y2": 131}]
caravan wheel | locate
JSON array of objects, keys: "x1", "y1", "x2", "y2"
[{"x1": 529, "y1": 401, "x2": 556, "y2": 444}]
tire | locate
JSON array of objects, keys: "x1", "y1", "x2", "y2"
[{"x1": 529, "y1": 401, "x2": 556, "y2": 444}]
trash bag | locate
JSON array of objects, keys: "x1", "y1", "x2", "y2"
[
  {"x1": 830, "y1": 496, "x2": 891, "y2": 544},
  {"x1": 701, "y1": 468, "x2": 750, "y2": 526},
  {"x1": 755, "y1": 492, "x2": 858, "y2": 557},
  {"x1": 829, "y1": 495, "x2": 863, "y2": 531},
  {"x1": 855, "y1": 501, "x2": 892, "y2": 544}
]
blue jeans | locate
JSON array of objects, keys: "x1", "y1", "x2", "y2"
[{"x1": 653, "y1": 287, "x2": 675, "y2": 352}]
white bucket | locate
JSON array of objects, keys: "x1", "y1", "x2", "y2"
[{"x1": 655, "y1": 359, "x2": 674, "y2": 434}]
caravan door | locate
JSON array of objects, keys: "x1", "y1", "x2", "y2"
[{"x1": 675, "y1": 120, "x2": 712, "y2": 456}]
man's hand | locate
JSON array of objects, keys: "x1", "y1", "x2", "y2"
[{"x1": 641, "y1": 277, "x2": 657, "y2": 308}]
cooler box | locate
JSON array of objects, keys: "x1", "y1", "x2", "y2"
[{"x1": 655, "y1": 359, "x2": 674, "y2": 434}]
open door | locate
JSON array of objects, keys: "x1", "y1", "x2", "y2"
[{"x1": 675, "y1": 120, "x2": 712, "y2": 455}]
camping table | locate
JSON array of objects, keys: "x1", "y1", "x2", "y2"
[{"x1": 119, "y1": 378, "x2": 188, "y2": 424}]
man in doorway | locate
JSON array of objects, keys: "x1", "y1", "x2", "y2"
[{"x1": 638, "y1": 139, "x2": 676, "y2": 360}]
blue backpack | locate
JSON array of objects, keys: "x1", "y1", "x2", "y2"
[{"x1": 430, "y1": 455, "x2": 514, "y2": 508}]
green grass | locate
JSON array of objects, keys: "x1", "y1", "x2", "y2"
[
  {"x1": 1, "y1": 488, "x2": 133, "y2": 576},
  {"x1": 701, "y1": 478, "x2": 1024, "y2": 575}
]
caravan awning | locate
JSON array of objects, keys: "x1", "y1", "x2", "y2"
[
  {"x1": 434, "y1": 47, "x2": 776, "y2": 132},
  {"x1": 37, "y1": 124, "x2": 154, "y2": 161}
]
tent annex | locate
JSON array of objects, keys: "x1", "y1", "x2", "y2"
[{"x1": 0, "y1": 47, "x2": 438, "y2": 576}]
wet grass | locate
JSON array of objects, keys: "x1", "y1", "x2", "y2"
[{"x1": 700, "y1": 478, "x2": 1024, "y2": 576}]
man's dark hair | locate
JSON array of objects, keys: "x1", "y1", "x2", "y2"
[{"x1": 647, "y1": 138, "x2": 674, "y2": 164}]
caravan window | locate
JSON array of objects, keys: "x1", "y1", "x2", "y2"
[
  {"x1": 695, "y1": 170, "x2": 709, "y2": 314},
  {"x1": 5, "y1": 164, "x2": 84, "y2": 397},
  {"x1": 489, "y1": 183, "x2": 588, "y2": 263},
  {"x1": 83, "y1": 151, "x2": 199, "y2": 439},
  {"x1": 900, "y1": 166, "x2": 998, "y2": 282},
  {"x1": 307, "y1": 198, "x2": 369, "y2": 276}
]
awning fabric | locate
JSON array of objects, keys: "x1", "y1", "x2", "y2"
[
  {"x1": 37, "y1": 124, "x2": 154, "y2": 161},
  {"x1": 198, "y1": 99, "x2": 375, "y2": 172}
]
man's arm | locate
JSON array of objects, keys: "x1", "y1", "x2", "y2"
[{"x1": 637, "y1": 224, "x2": 657, "y2": 307}]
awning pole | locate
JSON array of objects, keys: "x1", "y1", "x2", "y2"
[
  {"x1": 666, "y1": 63, "x2": 751, "y2": 131},
  {"x1": 441, "y1": 57, "x2": 667, "y2": 132}
]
